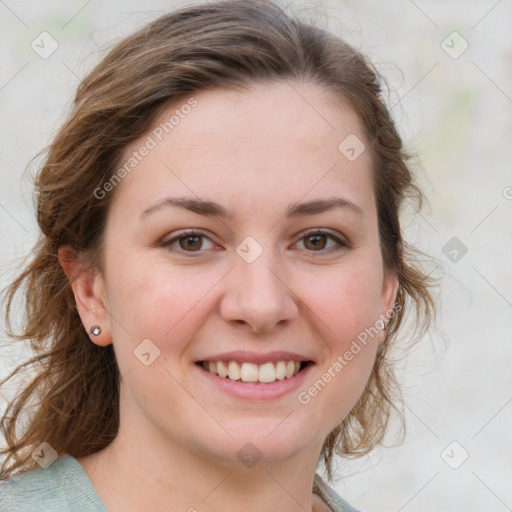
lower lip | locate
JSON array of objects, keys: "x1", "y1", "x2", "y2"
[{"x1": 195, "y1": 363, "x2": 314, "y2": 400}]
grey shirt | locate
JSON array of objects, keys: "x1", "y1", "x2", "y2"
[{"x1": 0, "y1": 454, "x2": 361, "y2": 511}]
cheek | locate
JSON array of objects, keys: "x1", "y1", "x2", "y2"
[
  {"x1": 299, "y1": 261, "x2": 382, "y2": 414},
  {"x1": 318, "y1": 346, "x2": 376, "y2": 434},
  {"x1": 104, "y1": 258, "x2": 211, "y2": 408},
  {"x1": 303, "y1": 285, "x2": 380, "y2": 431},
  {"x1": 106, "y1": 252, "x2": 215, "y2": 337},
  {"x1": 309, "y1": 260, "x2": 383, "y2": 342}
]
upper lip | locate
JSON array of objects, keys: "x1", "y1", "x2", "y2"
[{"x1": 196, "y1": 351, "x2": 314, "y2": 365}]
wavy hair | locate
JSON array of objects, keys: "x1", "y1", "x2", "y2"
[{"x1": 0, "y1": 0, "x2": 435, "y2": 481}]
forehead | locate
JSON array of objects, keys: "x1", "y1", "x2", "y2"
[
  {"x1": 162, "y1": 81, "x2": 367, "y2": 161},
  {"x1": 110, "y1": 81, "x2": 375, "y2": 222}
]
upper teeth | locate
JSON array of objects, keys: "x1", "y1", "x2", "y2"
[{"x1": 202, "y1": 360, "x2": 302, "y2": 383}]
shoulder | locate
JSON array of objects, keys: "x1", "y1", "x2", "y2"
[
  {"x1": 313, "y1": 473, "x2": 362, "y2": 512},
  {"x1": 0, "y1": 454, "x2": 107, "y2": 512}
]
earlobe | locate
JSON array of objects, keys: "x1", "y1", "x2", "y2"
[{"x1": 57, "y1": 245, "x2": 112, "y2": 347}]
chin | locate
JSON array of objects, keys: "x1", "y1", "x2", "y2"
[{"x1": 190, "y1": 418, "x2": 319, "y2": 466}]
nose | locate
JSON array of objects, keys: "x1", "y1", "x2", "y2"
[{"x1": 219, "y1": 253, "x2": 298, "y2": 334}]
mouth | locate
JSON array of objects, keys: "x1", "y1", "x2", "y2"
[{"x1": 195, "y1": 360, "x2": 313, "y2": 384}]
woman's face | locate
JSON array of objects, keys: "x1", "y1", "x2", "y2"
[{"x1": 87, "y1": 81, "x2": 397, "y2": 465}]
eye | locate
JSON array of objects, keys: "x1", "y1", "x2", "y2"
[
  {"x1": 160, "y1": 230, "x2": 217, "y2": 253},
  {"x1": 295, "y1": 229, "x2": 348, "y2": 252},
  {"x1": 160, "y1": 228, "x2": 349, "y2": 255}
]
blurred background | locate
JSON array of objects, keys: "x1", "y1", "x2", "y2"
[{"x1": 1, "y1": 1, "x2": 511, "y2": 510}]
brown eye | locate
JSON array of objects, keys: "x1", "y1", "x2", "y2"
[
  {"x1": 303, "y1": 234, "x2": 328, "y2": 250},
  {"x1": 178, "y1": 235, "x2": 203, "y2": 251},
  {"x1": 161, "y1": 231, "x2": 216, "y2": 253},
  {"x1": 296, "y1": 230, "x2": 347, "y2": 253}
]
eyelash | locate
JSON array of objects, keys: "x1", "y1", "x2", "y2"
[{"x1": 160, "y1": 229, "x2": 349, "y2": 255}]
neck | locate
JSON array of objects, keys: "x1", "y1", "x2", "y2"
[
  {"x1": 76, "y1": 381, "x2": 332, "y2": 512},
  {"x1": 78, "y1": 424, "x2": 327, "y2": 512}
]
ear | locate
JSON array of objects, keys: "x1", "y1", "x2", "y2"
[
  {"x1": 378, "y1": 268, "x2": 400, "y2": 345},
  {"x1": 57, "y1": 244, "x2": 112, "y2": 347},
  {"x1": 381, "y1": 269, "x2": 399, "y2": 316}
]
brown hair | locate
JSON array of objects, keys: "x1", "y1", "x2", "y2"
[{"x1": 0, "y1": 0, "x2": 435, "y2": 481}]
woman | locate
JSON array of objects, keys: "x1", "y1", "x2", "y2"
[{"x1": 0, "y1": 1, "x2": 434, "y2": 510}]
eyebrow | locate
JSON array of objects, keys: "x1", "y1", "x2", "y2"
[{"x1": 140, "y1": 196, "x2": 364, "y2": 220}]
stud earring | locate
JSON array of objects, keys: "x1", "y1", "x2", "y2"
[
  {"x1": 90, "y1": 325, "x2": 101, "y2": 336},
  {"x1": 377, "y1": 315, "x2": 387, "y2": 330}
]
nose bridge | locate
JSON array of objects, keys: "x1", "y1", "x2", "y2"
[
  {"x1": 237, "y1": 255, "x2": 283, "y2": 300},
  {"x1": 220, "y1": 239, "x2": 298, "y2": 332}
]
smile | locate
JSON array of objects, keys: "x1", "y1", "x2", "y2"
[{"x1": 198, "y1": 360, "x2": 309, "y2": 384}]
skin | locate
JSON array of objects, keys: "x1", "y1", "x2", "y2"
[{"x1": 59, "y1": 80, "x2": 398, "y2": 512}]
